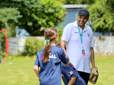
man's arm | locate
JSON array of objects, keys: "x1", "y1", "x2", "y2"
[
  {"x1": 90, "y1": 47, "x2": 99, "y2": 78},
  {"x1": 61, "y1": 23, "x2": 71, "y2": 53},
  {"x1": 90, "y1": 47, "x2": 96, "y2": 68}
]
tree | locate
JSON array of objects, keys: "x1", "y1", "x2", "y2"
[
  {"x1": 88, "y1": 0, "x2": 114, "y2": 33},
  {"x1": 0, "y1": 0, "x2": 65, "y2": 36},
  {"x1": 18, "y1": 0, "x2": 65, "y2": 35},
  {"x1": 0, "y1": 8, "x2": 21, "y2": 37}
]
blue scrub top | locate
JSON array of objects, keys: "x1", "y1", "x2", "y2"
[
  {"x1": 35, "y1": 46, "x2": 68, "y2": 85},
  {"x1": 61, "y1": 63, "x2": 86, "y2": 85}
]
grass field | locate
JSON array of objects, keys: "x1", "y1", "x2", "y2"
[{"x1": 0, "y1": 55, "x2": 114, "y2": 85}]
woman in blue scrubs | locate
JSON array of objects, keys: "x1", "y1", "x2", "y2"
[{"x1": 34, "y1": 28, "x2": 69, "y2": 85}]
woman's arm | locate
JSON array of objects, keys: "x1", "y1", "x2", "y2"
[
  {"x1": 33, "y1": 65, "x2": 40, "y2": 76},
  {"x1": 61, "y1": 40, "x2": 67, "y2": 54},
  {"x1": 34, "y1": 53, "x2": 40, "y2": 76},
  {"x1": 68, "y1": 77, "x2": 77, "y2": 85}
]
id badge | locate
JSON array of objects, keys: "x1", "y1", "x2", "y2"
[{"x1": 82, "y1": 49, "x2": 85, "y2": 56}]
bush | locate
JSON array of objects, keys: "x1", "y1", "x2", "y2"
[
  {"x1": 24, "y1": 37, "x2": 44, "y2": 56},
  {"x1": 0, "y1": 32, "x2": 5, "y2": 60},
  {"x1": 0, "y1": 51, "x2": 5, "y2": 63}
]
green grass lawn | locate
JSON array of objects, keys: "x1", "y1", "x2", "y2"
[
  {"x1": 0, "y1": 56, "x2": 39, "y2": 85},
  {"x1": 0, "y1": 55, "x2": 114, "y2": 85}
]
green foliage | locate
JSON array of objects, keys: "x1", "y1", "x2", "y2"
[
  {"x1": 0, "y1": 8, "x2": 21, "y2": 37},
  {"x1": 0, "y1": 55, "x2": 2, "y2": 63},
  {"x1": 65, "y1": 0, "x2": 95, "y2": 4},
  {"x1": 0, "y1": 8, "x2": 21, "y2": 23},
  {"x1": 0, "y1": 33, "x2": 5, "y2": 63},
  {"x1": 88, "y1": 0, "x2": 114, "y2": 32},
  {"x1": 0, "y1": 51, "x2": 5, "y2": 63},
  {"x1": 0, "y1": 0, "x2": 65, "y2": 36},
  {"x1": 56, "y1": 27, "x2": 63, "y2": 42},
  {"x1": 18, "y1": 0, "x2": 65, "y2": 35},
  {"x1": 0, "y1": 33, "x2": 5, "y2": 57},
  {"x1": 24, "y1": 37, "x2": 44, "y2": 56},
  {"x1": 0, "y1": 40, "x2": 5, "y2": 63}
]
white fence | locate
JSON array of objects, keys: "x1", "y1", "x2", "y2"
[
  {"x1": 94, "y1": 36, "x2": 114, "y2": 55},
  {"x1": 8, "y1": 37, "x2": 26, "y2": 55},
  {"x1": 8, "y1": 36, "x2": 114, "y2": 55}
]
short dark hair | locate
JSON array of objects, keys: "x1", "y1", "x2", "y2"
[{"x1": 78, "y1": 9, "x2": 89, "y2": 17}]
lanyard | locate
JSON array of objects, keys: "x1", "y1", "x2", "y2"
[
  {"x1": 78, "y1": 26, "x2": 86, "y2": 57},
  {"x1": 78, "y1": 26, "x2": 83, "y2": 45}
]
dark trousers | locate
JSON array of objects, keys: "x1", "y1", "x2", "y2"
[{"x1": 78, "y1": 71, "x2": 90, "y2": 85}]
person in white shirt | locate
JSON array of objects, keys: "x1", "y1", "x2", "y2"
[{"x1": 61, "y1": 9, "x2": 97, "y2": 85}]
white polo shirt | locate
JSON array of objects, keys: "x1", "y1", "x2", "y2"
[{"x1": 62, "y1": 21, "x2": 94, "y2": 73}]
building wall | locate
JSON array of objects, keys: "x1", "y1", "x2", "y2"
[{"x1": 62, "y1": 5, "x2": 87, "y2": 27}]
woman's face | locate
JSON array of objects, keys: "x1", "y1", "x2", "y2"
[{"x1": 77, "y1": 15, "x2": 88, "y2": 28}]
